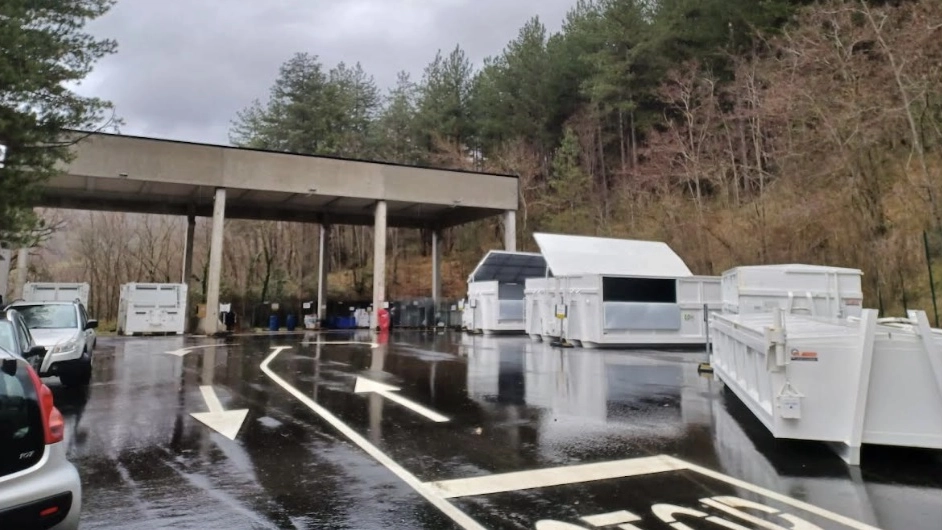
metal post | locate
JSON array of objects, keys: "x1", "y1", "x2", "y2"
[
  {"x1": 317, "y1": 224, "x2": 330, "y2": 323},
  {"x1": 503, "y1": 210, "x2": 517, "y2": 252},
  {"x1": 182, "y1": 214, "x2": 196, "y2": 285},
  {"x1": 0, "y1": 248, "x2": 11, "y2": 303},
  {"x1": 372, "y1": 201, "x2": 387, "y2": 329},
  {"x1": 924, "y1": 231, "x2": 939, "y2": 327},
  {"x1": 14, "y1": 248, "x2": 28, "y2": 299},
  {"x1": 203, "y1": 188, "x2": 226, "y2": 335},
  {"x1": 431, "y1": 228, "x2": 442, "y2": 306}
]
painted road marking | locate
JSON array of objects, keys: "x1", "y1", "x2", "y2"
[
  {"x1": 164, "y1": 344, "x2": 224, "y2": 357},
  {"x1": 427, "y1": 456, "x2": 685, "y2": 499},
  {"x1": 190, "y1": 385, "x2": 249, "y2": 440},
  {"x1": 580, "y1": 510, "x2": 642, "y2": 527},
  {"x1": 301, "y1": 340, "x2": 380, "y2": 348},
  {"x1": 354, "y1": 376, "x2": 450, "y2": 423},
  {"x1": 430, "y1": 455, "x2": 879, "y2": 530},
  {"x1": 261, "y1": 345, "x2": 487, "y2": 530}
]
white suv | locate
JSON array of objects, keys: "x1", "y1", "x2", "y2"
[{"x1": 6, "y1": 301, "x2": 97, "y2": 387}]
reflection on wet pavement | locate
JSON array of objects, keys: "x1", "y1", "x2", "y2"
[{"x1": 44, "y1": 331, "x2": 942, "y2": 529}]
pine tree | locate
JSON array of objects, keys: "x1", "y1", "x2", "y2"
[{"x1": 0, "y1": 0, "x2": 118, "y2": 245}]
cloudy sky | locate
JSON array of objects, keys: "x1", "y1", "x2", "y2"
[{"x1": 76, "y1": 0, "x2": 575, "y2": 145}]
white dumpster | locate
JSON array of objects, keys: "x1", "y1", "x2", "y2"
[
  {"x1": 722, "y1": 264, "x2": 863, "y2": 318},
  {"x1": 465, "y1": 251, "x2": 547, "y2": 334},
  {"x1": 117, "y1": 283, "x2": 187, "y2": 335},
  {"x1": 710, "y1": 308, "x2": 942, "y2": 464},
  {"x1": 22, "y1": 282, "x2": 90, "y2": 307},
  {"x1": 524, "y1": 277, "x2": 559, "y2": 340},
  {"x1": 527, "y1": 233, "x2": 722, "y2": 348}
]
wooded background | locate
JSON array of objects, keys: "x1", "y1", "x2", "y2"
[{"x1": 17, "y1": 0, "x2": 942, "y2": 326}]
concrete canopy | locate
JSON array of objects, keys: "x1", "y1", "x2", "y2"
[{"x1": 42, "y1": 131, "x2": 519, "y2": 229}]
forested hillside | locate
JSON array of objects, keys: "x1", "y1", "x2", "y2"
[{"x1": 33, "y1": 0, "x2": 942, "y2": 323}]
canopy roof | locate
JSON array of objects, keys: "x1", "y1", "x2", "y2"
[
  {"x1": 469, "y1": 251, "x2": 548, "y2": 283},
  {"x1": 533, "y1": 233, "x2": 692, "y2": 278}
]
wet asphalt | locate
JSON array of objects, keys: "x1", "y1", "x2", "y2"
[{"x1": 45, "y1": 331, "x2": 942, "y2": 530}]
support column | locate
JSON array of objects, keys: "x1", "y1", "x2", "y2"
[
  {"x1": 182, "y1": 214, "x2": 196, "y2": 285},
  {"x1": 182, "y1": 214, "x2": 196, "y2": 333},
  {"x1": 14, "y1": 247, "x2": 28, "y2": 299},
  {"x1": 203, "y1": 188, "x2": 226, "y2": 335},
  {"x1": 431, "y1": 229, "x2": 442, "y2": 305},
  {"x1": 0, "y1": 248, "x2": 11, "y2": 303},
  {"x1": 372, "y1": 200, "x2": 387, "y2": 329},
  {"x1": 503, "y1": 210, "x2": 517, "y2": 252},
  {"x1": 317, "y1": 224, "x2": 330, "y2": 322}
]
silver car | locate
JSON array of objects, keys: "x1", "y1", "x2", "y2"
[
  {"x1": 0, "y1": 340, "x2": 82, "y2": 529},
  {"x1": 6, "y1": 301, "x2": 97, "y2": 387}
]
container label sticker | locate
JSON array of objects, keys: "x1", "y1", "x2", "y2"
[{"x1": 790, "y1": 349, "x2": 819, "y2": 362}]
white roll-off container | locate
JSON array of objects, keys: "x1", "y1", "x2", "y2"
[
  {"x1": 527, "y1": 233, "x2": 722, "y2": 348},
  {"x1": 22, "y1": 282, "x2": 90, "y2": 307},
  {"x1": 464, "y1": 251, "x2": 547, "y2": 334},
  {"x1": 117, "y1": 283, "x2": 188, "y2": 335},
  {"x1": 710, "y1": 308, "x2": 942, "y2": 465},
  {"x1": 722, "y1": 264, "x2": 864, "y2": 318}
]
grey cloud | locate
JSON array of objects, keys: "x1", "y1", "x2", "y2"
[{"x1": 77, "y1": 0, "x2": 575, "y2": 145}]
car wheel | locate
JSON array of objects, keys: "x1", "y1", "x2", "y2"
[{"x1": 61, "y1": 354, "x2": 92, "y2": 387}]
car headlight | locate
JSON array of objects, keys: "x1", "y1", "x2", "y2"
[{"x1": 52, "y1": 338, "x2": 80, "y2": 354}]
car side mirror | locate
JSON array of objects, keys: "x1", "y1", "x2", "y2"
[
  {"x1": 85, "y1": 320, "x2": 98, "y2": 330},
  {"x1": 27, "y1": 345, "x2": 46, "y2": 359}
]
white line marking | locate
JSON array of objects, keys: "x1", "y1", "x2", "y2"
[
  {"x1": 164, "y1": 344, "x2": 222, "y2": 357},
  {"x1": 300, "y1": 341, "x2": 380, "y2": 348},
  {"x1": 426, "y1": 456, "x2": 685, "y2": 499},
  {"x1": 260, "y1": 345, "x2": 486, "y2": 530},
  {"x1": 581, "y1": 510, "x2": 641, "y2": 527},
  {"x1": 190, "y1": 385, "x2": 249, "y2": 440},
  {"x1": 354, "y1": 376, "x2": 449, "y2": 422},
  {"x1": 664, "y1": 457, "x2": 881, "y2": 530}
]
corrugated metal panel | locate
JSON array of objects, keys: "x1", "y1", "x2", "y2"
[{"x1": 533, "y1": 233, "x2": 693, "y2": 278}]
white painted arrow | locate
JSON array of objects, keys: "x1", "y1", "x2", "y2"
[
  {"x1": 354, "y1": 376, "x2": 449, "y2": 423},
  {"x1": 164, "y1": 345, "x2": 222, "y2": 357},
  {"x1": 190, "y1": 386, "x2": 249, "y2": 440}
]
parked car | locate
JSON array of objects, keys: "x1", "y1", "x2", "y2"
[
  {"x1": 5, "y1": 301, "x2": 97, "y2": 387},
  {"x1": 0, "y1": 344, "x2": 82, "y2": 529},
  {"x1": 0, "y1": 309, "x2": 47, "y2": 369}
]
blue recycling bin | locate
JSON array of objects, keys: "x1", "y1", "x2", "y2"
[
  {"x1": 286, "y1": 314, "x2": 297, "y2": 331},
  {"x1": 268, "y1": 314, "x2": 279, "y2": 331}
]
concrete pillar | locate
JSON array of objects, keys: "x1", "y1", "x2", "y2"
[
  {"x1": 0, "y1": 248, "x2": 11, "y2": 303},
  {"x1": 503, "y1": 210, "x2": 517, "y2": 252},
  {"x1": 182, "y1": 214, "x2": 195, "y2": 285},
  {"x1": 317, "y1": 224, "x2": 330, "y2": 322},
  {"x1": 431, "y1": 229, "x2": 442, "y2": 304},
  {"x1": 14, "y1": 248, "x2": 28, "y2": 299},
  {"x1": 203, "y1": 188, "x2": 226, "y2": 335},
  {"x1": 372, "y1": 200, "x2": 387, "y2": 329}
]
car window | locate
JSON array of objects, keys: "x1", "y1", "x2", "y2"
[
  {"x1": 79, "y1": 304, "x2": 89, "y2": 326},
  {"x1": 16, "y1": 304, "x2": 78, "y2": 329},
  {"x1": 0, "y1": 359, "x2": 45, "y2": 476},
  {"x1": 0, "y1": 322, "x2": 17, "y2": 353},
  {"x1": 14, "y1": 319, "x2": 30, "y2": 354}
]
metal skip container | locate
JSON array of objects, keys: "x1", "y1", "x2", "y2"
[{"x1": 710, "y1": 307, "x2": 942, "y2": 465}]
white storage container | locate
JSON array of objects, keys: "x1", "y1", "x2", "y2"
[
  {"x1": 526, "y1": 233, "x2": 722, "y2": 347},
  {"x1": 710, "y1": 308, "x2": 942, "y2": 465},
  {"x1": 465, "y1": 251, "x2": 547, "y2": 334},
  {"x1": 722, "y1": 264, "x2": 863, "y2": 318},
  {"x1": 117, "y1": 283, "x2": 187, "y2": 335},
  {"x1": 22, "y1": 282, "x2": 90, "y2": 307}
]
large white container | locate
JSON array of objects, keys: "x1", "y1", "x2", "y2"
[
  {"x1": 710, "y1": 308, "x2": 942, "y2": 465},
  {"x1": 465, "y1": 251, "x2": 547, "y2": 334},
  {"x1": 526, "y1": 233, "x2": 722, "y2": 347},
  {"x1": 722, "y1": 264, "x2": 863, "y2": 318},
  {"x1": 117, "y1": 283, "x2": 187, "y2": 335},
  {"x1": 22, "y1": 282, "x2": 90, "y2": 307}
]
